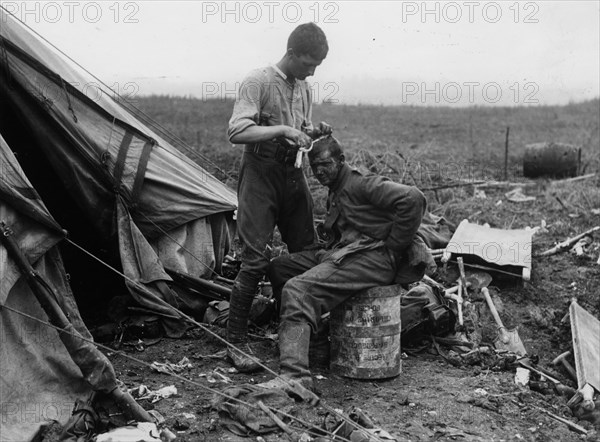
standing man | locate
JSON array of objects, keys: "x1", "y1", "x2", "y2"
[
  {"x1": 264, "y1": 136, "x2": 429, "y2": 391},
  {"x1": 226, "y1": 23, "x2": 332, "y2": 372}
]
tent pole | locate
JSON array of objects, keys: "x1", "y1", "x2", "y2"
[{"x1": 0, "y1": 222, "x2": 153, "y2": 423}]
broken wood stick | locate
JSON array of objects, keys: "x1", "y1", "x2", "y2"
[
  {"x1": 551, "y1": 172, "x2": 597, "y2": 185},
  {"x1": 538, "y1": 226, "x2": 600, "y2": 257},
  {"x1": 534, "y1": 406, "x2": 588, "y2": 435},
  {"x1": 257, "y1": 400, "x2": 294, "y2": 436},
  {"x1": 511, "y1": 400, "x2": 588, "y2": 435},
  {"x1": 419, "y1": 180, "x2": 486, "y2": 191}
]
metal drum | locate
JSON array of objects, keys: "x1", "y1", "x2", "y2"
[
  {"x1": 523, "y1": 142, "x2": 581, "y2": 178},
  {"x1": 330, "y1": 285, "x2": 404, "y2": 379}
]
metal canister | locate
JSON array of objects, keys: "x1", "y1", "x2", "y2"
[{"x1": 330, "y1": 285, "x2": 404, "y2": 379}]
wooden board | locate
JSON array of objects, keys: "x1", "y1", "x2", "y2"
[{"x1": 570, "y1": 301, "x2": 600, "y2": 392}]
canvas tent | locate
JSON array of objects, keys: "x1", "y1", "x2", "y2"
[{"x1": 1, "y1": 6, "x2": 237, "y2": 440}]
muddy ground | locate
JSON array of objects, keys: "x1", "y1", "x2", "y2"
[
  {"x1": 38, "y1": 99, "x2": 599, "y2": 441},
  {"x1": 99, "y1": 175, "x2": 600, "y2": 442}
]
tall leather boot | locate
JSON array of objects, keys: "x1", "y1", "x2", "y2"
[
  {"x1": 279, "y1": 322, "x2": 312, "y2": 380},
  {"x1": 257, "y1": 322, "x2": 318, "y2": 403},
  {"x1": 226, "y1": 277, "x2": 262, "y2": 373}
]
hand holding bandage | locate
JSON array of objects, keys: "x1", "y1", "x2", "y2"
[{"x1": 295, "y1": 141, "x2": 314, "y2": 168}]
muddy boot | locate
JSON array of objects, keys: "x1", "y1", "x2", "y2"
[
  {"x1": 279, "y1": 322, "x2": 312, "y2": 380},
  {"x1": 258, "y1": 322, "x2": 319, "y2": 403},
  {"x1": 226, "y1": 280, "x2": 262, "y2": 373},
  {"x1": 226, "y1": 342, "x2": 262, "y2": 373}
]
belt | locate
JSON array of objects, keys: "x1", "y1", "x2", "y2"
[{"x1": 244, "y1": 142, "x2": 298, "y2": 165}]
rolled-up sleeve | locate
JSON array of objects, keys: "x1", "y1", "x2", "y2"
[{"x1": 227, "y1": 70, "x2": 264, "y2": 142}]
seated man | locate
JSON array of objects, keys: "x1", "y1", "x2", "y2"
[{"x1": 264, "y1": 135, "x2": 428, "y2": 392}]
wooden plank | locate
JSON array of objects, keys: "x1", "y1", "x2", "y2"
[{"x1": 570, "y1": 301, "x2": 600, "y2": 392}]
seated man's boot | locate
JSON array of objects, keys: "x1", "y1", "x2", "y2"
[{"x1": 258, "y1": 322, "x2": 319, "y2": 404}]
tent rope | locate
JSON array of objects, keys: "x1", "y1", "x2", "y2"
[
  {"x1": 0, "y1": 303, "x2": 357, "y2": 442},
  {"x1": 64, "y1": 238, "x2": 385, "y2": 441}
]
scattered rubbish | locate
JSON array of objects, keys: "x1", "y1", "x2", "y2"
[
  {"x1": 456, "y1": 393, "x2": 500, "y2": 413},
  {"x1": 212, "y1": 384, "x2": 295, "y2": 436},
  {"x1": 511, "y1": 400, "x2": 588, "y2": 435},
  {"x1": 129, "y1": 385, "x2": 178, "y2": 403},
  {"x1": 538, "y1": 226, "x2": 600, "y2": 257},
  {"x1": 200, "y1": 367, "x2": 233, "y2": 384},
  {"x1": 528, "y1": 219, "x2": 549, "y2": 235},
  {"x1": 592, "y1": 209, "x2": 600, "y2": 216},
  {"x1": 570, "y1": 235, "x2": 593, "y2": 257},
  {"x1": 474, "y1": 189, "x2": 486, "y2": 199},
  {"x1": 323, "y1": 406, "x2": 397, "y2": 442},
  {"x1": 150, "y1": 357, "x2": 193, "y2": 375},
  {"x1": 193, "y1": 349, "x2": 228, "y2": 360},
  {"x1": 505, "y1": 188, "x2": 536, "y2": 203},
  {"x1": 297, "y1": 432, "x2": 311, "y2": 442},
  {"x1": 314, "y1": 374, "x2": 327, "y2": 380},
  {"x1": 474, "y1": 388, "x2": 488, "y2": 396},
  {"x1": 173, "y1": 419, "x2": 190, "y2": 431},
  {"x1": 203, "y1": 300, "x2": 230, "y2": 327},
  {"x1": 123, "y1": 339, "x2": 145, "y2": 352},
  {"x1": 460, "y1": 346, "x2": 493, "y2": 366},
  {"x1": 551, "y1": 351, "x2": 577, "y2": 381},
  {"x1": 95, "y1": 422, "x2": 163, "y2": 441},
  {"x1": 515, "y1": 368, "x2": 531, "y2": 387}
]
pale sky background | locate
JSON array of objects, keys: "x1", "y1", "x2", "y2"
[{"x1": 3, "y1": 0, "x2": 599, "y2": 106}]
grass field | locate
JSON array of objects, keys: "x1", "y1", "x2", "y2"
[
  {"x1": 101, "y1": 96, "x2": 600, "y2": 441},
  {"x1": 134, "y1": 95, "x2": 599, "y2": 180},
  {"x1": 134, "y1": 95, "x2": 599, "y2": 221}
]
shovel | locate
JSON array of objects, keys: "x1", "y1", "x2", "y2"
[
  {"x1": 482, "y1": 287, "x2": 527, "y2": 356},
  {"x1": 465, "y1": 271, "x2": 492, "y2": 293}
]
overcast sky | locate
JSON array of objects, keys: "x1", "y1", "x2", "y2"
[{"x1": 4, "y1": 1, "x2": 600, "y2": 106}]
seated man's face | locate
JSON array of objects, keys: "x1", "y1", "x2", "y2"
[{"x1": 310, "y1": 149, "x2": 343, "y2": 187}]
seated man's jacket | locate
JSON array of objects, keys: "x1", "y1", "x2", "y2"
[{"x1": 322, "y1": 163, "x2": 433, "y2": 283}]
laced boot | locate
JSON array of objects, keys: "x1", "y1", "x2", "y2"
[
  {"x1": 226, "y1": 342, "x2": 262, "y2": 373},
  {"x1": 226, "y1": 280, "x2": 262, "y2": 373}
]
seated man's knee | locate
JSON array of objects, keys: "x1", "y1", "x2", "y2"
[{"x1": 280, "y1": 277, "x2": 314, "y2": 317}]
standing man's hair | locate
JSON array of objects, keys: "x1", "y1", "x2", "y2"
[
  {"x1": 288, "y1": 22, "x2": 329, "y2": 59},
  {"x1": 309, "y1": 135, "x2": 343, "y2": 160}
]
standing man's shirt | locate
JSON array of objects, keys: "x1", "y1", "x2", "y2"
[{"x1": 228, "y1": 66, "x2": 314, "y2": 150}]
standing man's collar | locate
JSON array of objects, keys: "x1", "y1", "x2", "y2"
[
  {"x1": 272, "y1": 64, "x2": 287, "y2": 80},
  {"x1": 272, "y1": 64, "x2": 297, "y2": 84}
]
